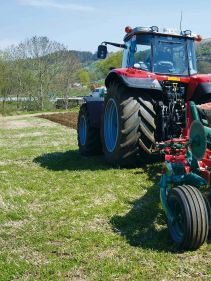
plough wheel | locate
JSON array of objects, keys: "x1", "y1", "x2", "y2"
[{"x1": 167, "y1": 185, "x2": 209, "y2": 250}]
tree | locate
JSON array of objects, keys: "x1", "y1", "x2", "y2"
[
  {"x1": 25, "y1": 37, "x2": 67, "y2": 110},
  {"x1": 196, "y1": 40, "x2": 211, "y2": 74},
  {"x1": 0, "y1": 59, "x2": 14, "y2": 114},
  {"x1": 6, "y1": 36, "x2": 67, "y2": 110},
  {"x1": 78, "y1": 69, "x2": 90, "y2": 86},
  {"x1": 96, "y1": 51, "x2": 122, "y2": 77},
  {"x1": 53, "y1": 54, "x2": 81, "y2": 109}
]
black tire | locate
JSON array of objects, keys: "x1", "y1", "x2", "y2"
[
  {"x1": 101, "y1": 82, "x2": 156, "y2": 166},
  {"x1": 77, "y1": 104, "x2": 102, "y2": 156},
  {"x1": 138, "y1": 94, "x2": 156, "y2": 154},
  {"x1": 167, "y1": 185, "x2": 209, "y2": 250}
]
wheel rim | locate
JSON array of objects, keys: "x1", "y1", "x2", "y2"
[
  {"x1": 79, "y1": 115, "x2": 87, "y2": 146},
  {"x1": 104, "y1": 98, "x2": 119, "y2": 152},
  {"x1": 169, "y1": 200, "x2": 185, "y2": 243}
]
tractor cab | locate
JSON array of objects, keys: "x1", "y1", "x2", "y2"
[
  {"x1": 98, "y1": 26, "x2": 202, "y2": 77},
  {"x1": 123, "y1": 27, "x2": 198, "y2": 76}
]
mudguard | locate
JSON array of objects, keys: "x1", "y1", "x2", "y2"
[
  {"x1": 105, "y1": 69, "x2": 162, "y2": 92},
  {"x1": 83, "y1": 96, "x2": 104, "y2": 129},
  {"x1": 187, "y1": 74, "x2": 211, "y2": 103}
]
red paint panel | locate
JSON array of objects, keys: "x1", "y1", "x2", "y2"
[
  {"x1": 114, "y1": 68, "x2": 190, "y2": 82},
  {"x1": 187, "y1": 74, "x2": 211, "y2": 100}
]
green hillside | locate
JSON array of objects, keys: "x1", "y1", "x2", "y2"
[{"x1": 197, "y1": 39, "x2": 211, "y2": 73}]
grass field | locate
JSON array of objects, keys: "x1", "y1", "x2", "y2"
[{"x1": 0, "y1": 114, "x2": 210, "y2": 281}]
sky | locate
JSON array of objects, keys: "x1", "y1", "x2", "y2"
[{"x1": 0, "y1": 0, "x2": 211, "y2": 53}]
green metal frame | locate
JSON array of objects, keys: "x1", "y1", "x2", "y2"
[{"x1": 159, "y1": 101, "x2": 211, "y2": 227}]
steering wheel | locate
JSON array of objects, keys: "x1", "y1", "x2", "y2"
[{"x1": 155, "y1": 60, "x2": 175, "y2": 73}]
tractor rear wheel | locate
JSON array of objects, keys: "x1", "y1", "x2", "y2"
[
  {"x1": 77, "y1": 104, "x2": 102, "y2": 156},
  {"x1": 101, "y1": 82, "x2": 156, "y2": 166},
  {"x1": 167, "y1": 185, "x2": 209, "y2": 250}
]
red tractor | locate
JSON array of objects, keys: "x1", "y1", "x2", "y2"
[
  {"x1": 77, "y1": 26, "x2": 211, "y2": 250},
  {"x1": 78, "y1": 26, "x2": 211, "y2": 166}
]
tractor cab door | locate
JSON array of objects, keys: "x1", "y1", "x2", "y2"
[{"x1": 122, "y1": 35, "x2": 153, "y2": 71}]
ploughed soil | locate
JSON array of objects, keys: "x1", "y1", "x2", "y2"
[{"x1": 38, "y1": 112, "x2": 78, "y2": 129}]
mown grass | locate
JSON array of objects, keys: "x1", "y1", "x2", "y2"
[{"x1": 0, "y1": 115, "x2": 210, "y2": 280}]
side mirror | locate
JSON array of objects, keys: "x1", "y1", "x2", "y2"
[{"x1": 97, "y1": 45, "x2": 107, "y2": 59}]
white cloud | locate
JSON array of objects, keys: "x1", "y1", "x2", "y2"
[{"x1": 18, "y1": 0, "x2": 95, "y2": 12}]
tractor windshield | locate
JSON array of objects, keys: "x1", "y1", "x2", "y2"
[{"x1": 131, "y1": 34, "x2": 197, "y2": 76}]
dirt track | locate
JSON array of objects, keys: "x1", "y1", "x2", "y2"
[{"x1": 37, "y1": 112, "x2": 78, "y2": 129}]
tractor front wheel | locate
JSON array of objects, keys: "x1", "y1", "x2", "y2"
[
  {"x1": 77, "y1": 104, "x2": 102, "y2": 156},
  {"x1": 167, "y1": 185, "x2": 209, "y2": 250}
]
